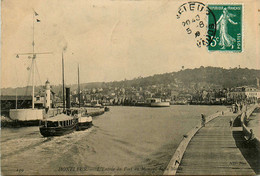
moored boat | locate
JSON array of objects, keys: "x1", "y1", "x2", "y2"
[
  {"x1": 39, "y1": 114, "x2": 76, "y2": 137},
  {"x1": 93, "y1": 102, "x2": 102, "y2": 107},
  {"x1": 146, "y1": 98, "x2": 170, "y2": 107},
  {"x1": 151, "y1": 101, "x2": 170, "y2": 107},
  {"x1": 86, "y1": 107, "x2": 105, "y2": 116}
]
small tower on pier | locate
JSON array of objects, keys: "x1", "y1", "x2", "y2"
[{"x1": 44, "y1": 80, "x2": 51, "y2": 109}]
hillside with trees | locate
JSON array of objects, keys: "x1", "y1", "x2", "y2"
[{"x1": 1, "y1": 66, "x2": 260, "y2": 96}]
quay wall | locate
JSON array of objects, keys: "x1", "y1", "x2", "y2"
[
  {"x1": 5, "y1": 107, "x2": 103, "y2": 121},
  {"x1": 240, "y1": 104, "x2": 260, "y2": 151},
  {"x1": 9, "y1": 109, "x2": 43, "y2": 121},
  {"x1": 163, "y1": 109, "x2": 230, "y2": 175}
]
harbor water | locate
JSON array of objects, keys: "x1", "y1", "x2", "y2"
[{"x1": 1, "y1": 105, "x2": 227, "y2": 175}]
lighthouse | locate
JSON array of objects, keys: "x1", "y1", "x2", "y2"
[{"x1": 44, "y1": 80, "x2": 51, "y2": 109}]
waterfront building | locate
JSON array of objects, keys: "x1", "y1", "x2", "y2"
[
  {"x1": 227, "y1": 87, "x2": 246, "y2": 101},
  {"x1": 0, "y1": 95, "x2": 32, "y2": 110},
  {"x1": 1, "y1": 81, "x2": 56, "y2": 110},
  {"x1": 245, "y1": 87, "x2": 260, "y2": 99}
]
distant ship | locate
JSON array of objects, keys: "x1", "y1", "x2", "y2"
[
  {"x1": 146, "y1": 98, "x2": 170, "y2": 107},
  {"x1": 93, "y1": 101, "x2": 102, "y2": 108}
]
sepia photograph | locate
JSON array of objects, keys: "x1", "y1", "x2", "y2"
[{"x1": 1, "y1": 0, "x2": 260, "y2": 175}]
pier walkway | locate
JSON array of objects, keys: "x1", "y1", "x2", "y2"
[{"x1": 176, "y1": 111, "x2": 259, "y2": 175}]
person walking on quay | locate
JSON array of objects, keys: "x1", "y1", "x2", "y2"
[
  {"x1": 201, "y1": 113, "x2": 206, "y2": 127},
  {"x1": 229, "y1": 117, "x2": 234, "y2": 129}
]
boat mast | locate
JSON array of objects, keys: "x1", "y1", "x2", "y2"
[
  {"x1": 15, "y1": 88, "x2": 18, "y2": 109},
  {"x1": 15, "y1": 10, "x2": 52, "y2": 110},
  {"x1": 32, "y1": 12, "x2": 35, "y2": 109},
  {"x1": 78, "y1": 64, "x2": 80, "y2": 108},
  {"x1": 62, "y1": 52, "x2": 65, "y2": 112}
]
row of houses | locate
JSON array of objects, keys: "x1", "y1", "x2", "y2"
[
  {"x1": 228, "y1": 87, "x2": 260, "y2": 100},
  {"x1": 1, "y1": 83, "x2": 260, "y2": 109}
]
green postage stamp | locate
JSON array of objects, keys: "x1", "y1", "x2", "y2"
[{"x1": 208, "y1": 4, "x2": 242, "y2": 52}]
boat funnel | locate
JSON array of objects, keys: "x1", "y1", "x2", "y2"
[{"x1": 66, "y1": 87, "x2": 71, "y2": 109}]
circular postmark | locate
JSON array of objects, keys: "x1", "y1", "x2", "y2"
[{"x1": 176, "y1": 2, "x2": 216, "y2": 48}]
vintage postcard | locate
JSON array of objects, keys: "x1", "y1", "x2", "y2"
[{"x1": 1, "y1": 0, "x2": 260, "y2": 175}]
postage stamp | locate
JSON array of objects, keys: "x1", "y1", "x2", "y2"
[
  {"x1": 208, "y1": 4, "x2": 242, "y2": 52},
  {"x1": 176, "y1": 2, "x2": 217, "y2": 48}
]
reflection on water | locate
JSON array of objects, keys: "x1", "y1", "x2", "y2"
[{"x1": 1, "y1": 105, "x2": 227, "y2": 175}]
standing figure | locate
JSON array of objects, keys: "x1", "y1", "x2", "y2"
[
  {"x1": 229, "y1": 117, "x2": 234, "y2": 129},
  {"x1": 201, "y1": 113, "x2": 206, "y2": 127},
  {"x1": 216, "y1": 8, "x2": 238, "y2": 49}
]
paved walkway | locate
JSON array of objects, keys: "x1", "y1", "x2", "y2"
[{"x1": 176, "y1": 111, "x2": 259, "y2": 175}]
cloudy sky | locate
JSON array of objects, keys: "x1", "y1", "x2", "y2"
[{"x1": 1, "y1": 0, "x2": 260, "y2": 88}]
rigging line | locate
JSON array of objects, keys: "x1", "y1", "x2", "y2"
[
  {"x1": 26, "y1": 62, "x2": 33, "y2": 95},
  {"x1": 32, "y1": 12, "x2": 35, "y2": 53},
  {"x1": 25, "y1": 61, "x2": 33, "y2": 95},
  {"x1": 35, "y1": 60, "x2": 42, "y2": 88},
  {"x1": 21, "y1": 60, "x2": 33, "y2": 106},
  {"x1": 14, "y1": 60, "x2": 20, "y2": 108}
]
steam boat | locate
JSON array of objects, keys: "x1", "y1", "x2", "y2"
[
  {"x1": 77, "y1": 115, "x2": 93, "y2": 131},
  {"x1": 39, "y1": 114, "x2": 76, "y2": 137},
  {"x1": 70, "y1": 108, "x2": 93, "y2": 131}
]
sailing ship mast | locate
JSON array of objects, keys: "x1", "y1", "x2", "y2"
[
  {"x1": 15, "y1": 10, "x2": 52, "y2": 109},
  {"x1": 15, "y1": 88, "x2": 18, "y2": 109},
  {"x1": 32, "y1": 11, "x2": 35, "y2": 109},
  {"x1": 62, "y1": 52, "x2": 65, "y2": 112},
  {"x1": 78, "y1": 64, "x2": 80, "y2": 108}
]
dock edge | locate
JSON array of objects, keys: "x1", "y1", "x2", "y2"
[{"x1": 163, "y1": 109, "x2": 231, "y2": 175}]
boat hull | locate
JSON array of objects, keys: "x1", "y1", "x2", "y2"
[
  {"x1": 76, "y1": 121, "x2": 93, "y2": 131},
  {"x1": 39, "y1": 124, "x2": 76, "y2": 137},
  {"x1": 150, "y1": 102, "x2": 170, "y2": 107}
]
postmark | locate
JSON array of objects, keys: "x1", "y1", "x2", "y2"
[
  {"x1": 208, "y1": 4, "x2": 242, "y2": 52},
  {"x1": 176, "y1": 2, "x2": 217, "y2": 48}
]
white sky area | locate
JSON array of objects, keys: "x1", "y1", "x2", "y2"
[{"x1": 1, "y1": 0, "x2": 260, "y2": 88}]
